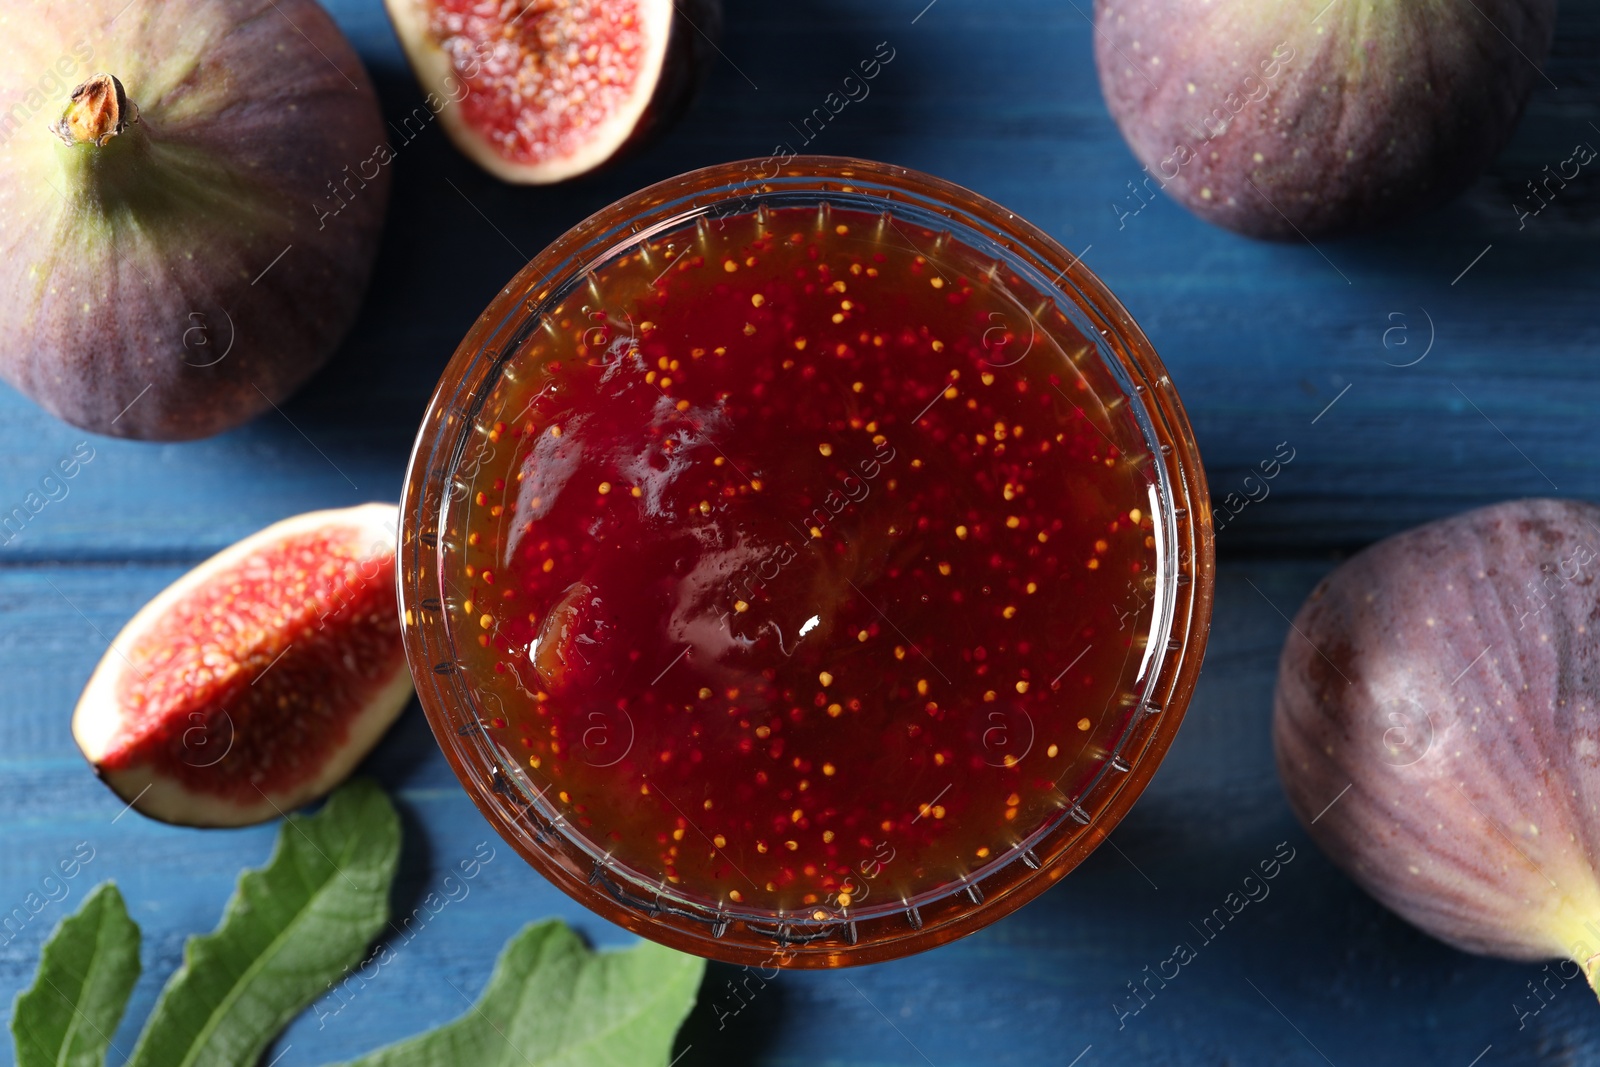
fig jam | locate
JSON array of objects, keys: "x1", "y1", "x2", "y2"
[{"x1": 450, "y1": 204, "x2": 1162, "y2": 917}]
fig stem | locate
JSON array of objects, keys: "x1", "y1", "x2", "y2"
[
  {"x1": 53, "y1": 74, "x2": 140, "y2": 148},
  {"x1": 1583, "y1": 952, "x2": 1600, "y2": 1003}
]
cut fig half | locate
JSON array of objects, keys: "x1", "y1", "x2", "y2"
[
  {"x1": 384, "y1": 0, "x2": 721, "y2": 184},
  {"x1": 72, "y1": 504, "x2": 412, "y2": 828}
]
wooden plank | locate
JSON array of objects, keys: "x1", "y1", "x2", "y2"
[
  {"x1": 1, "y1": 0, "x2": 1598, "y2": 1063},
  {"x1": 0, "y1": 0, "x2": 1594, "y2": 560},
  {"x1": 3, "y1": 562, "x2": 1595, "y2": 1064}
]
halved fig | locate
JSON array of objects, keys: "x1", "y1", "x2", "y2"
[
  {"x1": 384, "y1": 0, "x2": 721, "y2": 184},
  {"x1": 72, "y1": 504, "x2": 412, "y2": 827}
]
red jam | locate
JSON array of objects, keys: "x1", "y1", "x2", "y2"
[{"x1": 451, "y1": 204, "x2": 1161, "y2": 916}]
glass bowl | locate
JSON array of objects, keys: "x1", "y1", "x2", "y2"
[{"x1": 397, "y1": 156, "x2": 1214, "y2": 968}]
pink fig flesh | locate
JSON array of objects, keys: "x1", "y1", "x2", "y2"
[
  {"x1": 72, "y1": 504, "x2": 412, "y2": 827},
  {"x1": 383, "y1": 0, "x2": 721, "y2": 184}
]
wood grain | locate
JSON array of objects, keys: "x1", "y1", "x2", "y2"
[{"x1": 1, "y1": 0, "x2": 1597, "y2": 1063}]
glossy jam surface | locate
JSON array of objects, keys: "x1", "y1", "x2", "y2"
[{"x1": 449, "y1": 204, "x2": 1161, "y2": 916}]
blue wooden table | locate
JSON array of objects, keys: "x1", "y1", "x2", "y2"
[{"x1": 3, "y1": 1, "x2": 1598, "y2": 1063}]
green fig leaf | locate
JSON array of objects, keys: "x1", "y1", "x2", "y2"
[
  {"x1": 10, "y1": 881, "x2": 142, "y2": 1067},
  {"x1": 127, "y1": 778, "x2": 400, "y2": 1067},
  {"x1": 338, "y1": 920, "x2": 705, "y2": 1067}
]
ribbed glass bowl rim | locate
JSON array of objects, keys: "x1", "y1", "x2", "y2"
[{"x1": 397, "y1": 155, "x2": 1215, "y2": 968}]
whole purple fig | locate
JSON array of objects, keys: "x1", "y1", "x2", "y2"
[
  {"x1": 0, "y1": 0, "x2": 389, "y2": 440},
  {"x1": 1094, "y1": 0, "x2": 1559, "y2": 239},
  {"x1": 1275, "y1": 499, "x2": 1600, "y2": 992}
]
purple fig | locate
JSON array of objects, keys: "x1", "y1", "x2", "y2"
[
  {"x1": 0, "y1": 0, "x2": 389, "y2": 440},
  {"x1": 1093, "y1": 0, "x2": 1558, "y2": 239},
  {"x1": 1275, "y1": 499, "x2": 1600, "y2": 992}
]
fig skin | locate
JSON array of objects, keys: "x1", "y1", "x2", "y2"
[
  {"x1": 1093, "y1": 0, "x2": 1557, "y2": 239},
  {"x1": 1274, "y1": 499, "x2": 1600, "y2": 990},
  {"x1": 0, "y1": 0, "x2": 390, "y2": 440}
]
